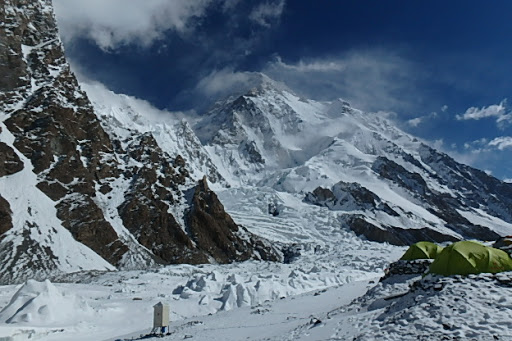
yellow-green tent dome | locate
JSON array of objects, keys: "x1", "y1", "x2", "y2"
[
  {"x1": 400, "y1": 241, "x2": 444, "y2": 261},
  {"x1": 429, "y1": 240, "x2": 512, "y2": 276}
]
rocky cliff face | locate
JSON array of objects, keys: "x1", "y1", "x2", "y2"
[
  {"x1": 0, "y1": 0, "x2": 278, "y2": 284},
  {"x1": 186, "y1": 177, "x2": 280, "y2": 263},
  {"x1": 303, "y1": 154, "x2": 505, "y2": 246}
]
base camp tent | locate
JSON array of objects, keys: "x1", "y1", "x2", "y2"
[
  {"x1": 429, "y1": 240, "x2": 512, "y2": 276},
  {"x1": 400, "y1": 241, "x2": 444, "y2": 261}
]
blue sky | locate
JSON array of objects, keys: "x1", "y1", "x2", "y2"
[{"x1": 53, "y1": 0, "x2": 512, "y2": 180}]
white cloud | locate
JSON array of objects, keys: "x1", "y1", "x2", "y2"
[
  {"x1": 459, "y1": 136, "x2": 512, "y2": 154},
  {"x1": 249, "y1": 0, "x2": 286, "y2": 27},
  {"x1": 53, "y1": 0, "x2": 213, "y2": 50},
  {"x1": 407, "y1": 117, "x2": 423, "y2": 127},
  {"x1": 463, "y1": 138, "x2": 488, "y2": 152},
  {"x1": 273, "y1": 56, "x2": 346, "y2": 72},
  {"x1": 192, "y1": 69, "x2": 293, "y2": 105},
  {"x1": 263, "y1": 50, "x2": 421, "y2": 113},
  {"x1": 195, "y1": 69, "x2": 257, "y2": 98},
  {"x1": 53, "y1": 0, "x2": 287, "y2": 53},
  {"x1": 431, "y1": 139, "x2": 445, "y2": 152},
  {"x1": 488, "y1": 136, "x2": 512, "y2": 150},
  {"x1": 504, "y1": 178, "x2": 512, "y2": 183},
  {"x1": 407, "y1": 112, "x2": 438, "y2": 127},
  {"x1": 80, "y1": 78, "x2": 198, "y2": 124},
  {"x1": 497, "y1": 113, "x2": 512, "y2": 128},
  {"x1": 456, "y1": 99, "x2": 512, "y2": 129},
  {"x1": 457, "y1": 100, "x2": 506, "y2": 120},
  {"x1": 221, "y1": 0, "x2": 242, "y2": 11},
  {"x1": 429, "y1": 138, "x2": 487, "y2": 169},
  {"x1": 448, "y1": 136, "x2": 512, "y2": 181},
  {"x1": 441, "y1": 105, "x2": 448, "y2": 112}
]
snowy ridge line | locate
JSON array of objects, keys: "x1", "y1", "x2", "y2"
[
  {"x1": 196, "y1": 76, "x2": 512, "y2": 242},
  {"x1": 82, "y1": 81, "x2": 226, "y2": 186}
]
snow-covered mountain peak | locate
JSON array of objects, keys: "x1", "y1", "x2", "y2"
[
  {"x1": 326, "y1": 98, "x2": 356, "y2": 117},
  {"x1": 80, "y1": 81, "x2": 228, "y2": 186},
  {"x1": 234, "y1": 72, "x2": 292, "y2": 97},
  {"x1": 192, "y1": 74, "x2": 512, "y2": 245},
  {"x1": 194, "y1": 79, "x2": 335, "y2": 183},
  {"x1": 195, "y1": 76, "x2": 417, "y2": 185}
]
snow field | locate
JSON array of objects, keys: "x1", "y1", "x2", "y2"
[
  {"x1": 328, "y1": 273, "x2": 512, "y2": 340},
  {"x1": 110, "y1": 279, "x2": 375, "y2": 341},
  {"x1": 0, "y1": 280, "x2": 92, "y2": 326},
  {"x1": 0, "y1": 183, "x2": 403, "y2": 341},
  {"x1": 0, "y1": 259, "x2": 389, "y2": 341}
]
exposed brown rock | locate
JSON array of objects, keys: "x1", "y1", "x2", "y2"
[
  {"x1": 346, "y1": 215, "x2": 458, "y2": 246},
  {"x1": 0, "y1": 227, "x2": 59, "y2": 284},
  {"x1": 1, "y1": 0, "x2": 128, "y2": 266},
  {"x1": 0, "y1": 141, "x2": 23, "y2": 176},
  {"x1": 116, "y1": 133, "x2": 207, "y2": 264},
  {"x1": 0, "y1": 195, "x2": 13, "y2": 238},
  {"x1": 306, "y1": 181, "x2": 400, "y2": 217},
  {"x1": 186, "y1": 176, "x2": 280, "y2": 263},
  {"x1": 0, "y1": 0, "x2": 30, "y2": 92},
  {"x1": 309, "y1": 187, "x2": 335, "y2": 203},
  {"x1": 186, "y1": 176, "x2": 246, "y2": 263},
  {"x1": 57, "y1": 196, "x2": 127, "y2": 265}
]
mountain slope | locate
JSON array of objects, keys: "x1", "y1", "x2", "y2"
[
  {"x1": 1, "y1": 0, "x2": 510, "y2": 285},
  {"x1": 0, "y1": 0, "x2": 278, "y2": 284},
  {"x1": 195, "y1": 76, "x2": 512, "y2": 245}
]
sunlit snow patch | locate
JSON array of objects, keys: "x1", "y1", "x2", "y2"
[{"x1": 0, "y1": 280, "x2": 92, "y2": 326}]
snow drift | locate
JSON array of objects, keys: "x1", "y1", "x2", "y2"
[{"x1": 0, "y1": 280, "x2": 91, "y2": 326}]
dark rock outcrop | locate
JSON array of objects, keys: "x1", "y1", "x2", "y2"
[
  {"x1": 116, "y1": 134, "x2": 207, "y2": 265},
  {"x1": 0, "y1": 140, "x2": 23, "y2": 176},
  {"x1": 305, "y1": 181, "x2": 399, "y2": 217},
  {"x1": 418, "y1": 144, "x2": 512, "y2": 223},
  {"x1": 345, "y1": 216, "x2": 458, "y2": 246},
  {"x1": 1, "y1": 0, "x2": 129, "y2": 266},
  {"x1": 381, "y1": 259, "x2": 433, "y2": 281},
  {"x1": 372, "y1": 157, "x2": 428, "y2": 196},
  {"x1": 306, "y1": 187, "x2": 336, "y2": 204},
  {"x1": 186, "y1": 176, "x2": 280, "y2": 262},
  {"x1": 305, "y1": 157, "x2": 504, "y2": 245},
  {"x1": 240, "y1": 140, "x2": 265, "y2": 165},
  {"x1": 0, "y1": 195, "x2": 13, "y2": 238},
  {"x1": 371, "y1": 156, "x2": 501, "y2": 242}
]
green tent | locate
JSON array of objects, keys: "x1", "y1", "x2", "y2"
[
  {"x1": 429, "y1": 240, "x2": 512, "y2": 276},
  {"x1": 400, "y1": 241, "x2": 444, "y2": 261}
]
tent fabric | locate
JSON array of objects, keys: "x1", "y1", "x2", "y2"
[
  {"x1": 400, "y1": 241, "x2": 444, "y2": 261},
  {"x1": 429, "y1": 241, "x2": 512, "y2": 276}
]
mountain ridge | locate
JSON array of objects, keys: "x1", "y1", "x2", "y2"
[
  {"x1": 1, "y1": 0, "x2": 512, "y2": 284},
  {"x1": 194, "y1": 76, "x2": 512, "y2": 245},
  {"x1": 0, "y1": 0, "x2": 279, "y2": 284}
]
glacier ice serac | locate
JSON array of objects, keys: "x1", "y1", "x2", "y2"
[{"x1": 2, "y1": 0, "x2": 512, "y2": 340}]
